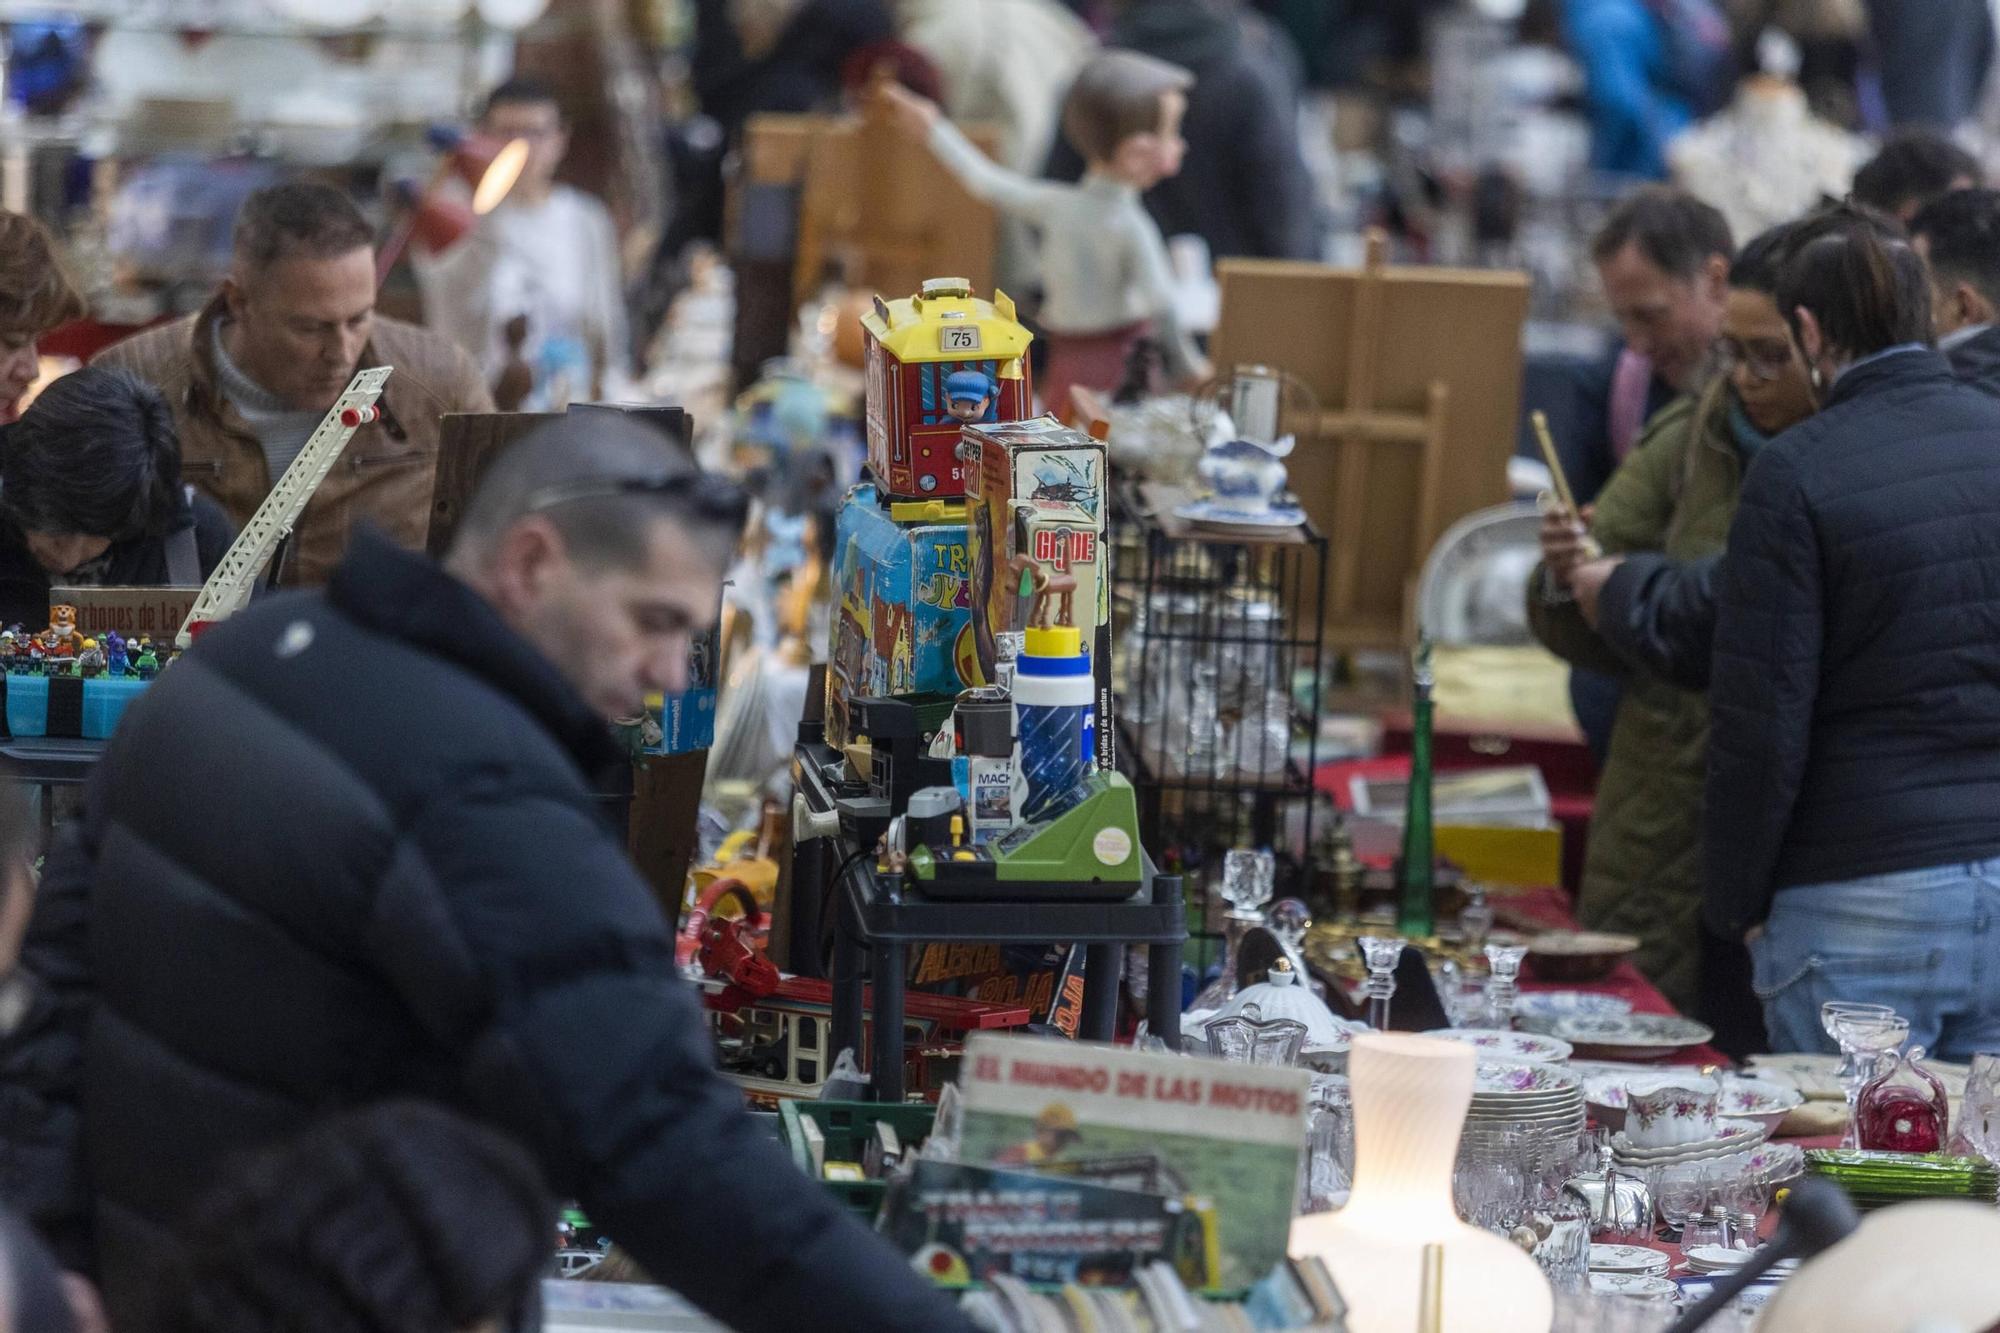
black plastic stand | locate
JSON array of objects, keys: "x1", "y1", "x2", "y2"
[
  {"x1": 828, "y1": 859, "x2": 1186, "y2": 1102},
  {"x1": 798, "y1": 737, "x2": 1187, "y2": 1103}
]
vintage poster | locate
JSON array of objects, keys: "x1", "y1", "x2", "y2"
[{"x1": 956, "y1": 1034, "x2": 1309, "y2": 1291}]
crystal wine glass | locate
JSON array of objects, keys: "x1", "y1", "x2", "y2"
[
  {"x1": 1722, "y1": 1166, "x2": 1768, "y2": 1249},
  {"x1": 1654, "y1": 1167, "x2": 1708, "y2": 1243},
  {"x1": 1192, "y1": 848, "x2": 1277, "y2": 1012},
  {"x1": 1484, "y1": 941, "x2": 1530, "y2": 1030},
  {"x1": 1358, "y1": 935, "x2": 1406, "y2": 1030},
  {"x1": 1834, "y1": 1009, "x2": 1911, "y2": 1148},
  {"x1": 1821, "y1": 1000, "x2": 1895, "y2": 1147}
]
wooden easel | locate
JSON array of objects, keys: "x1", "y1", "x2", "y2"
[
  {"x1": 1209, "y1": 235, "x2": 1528, "y2": 650},
  {"x1": 741, "y1": 111, "x2": 1004, "y2": 311}
]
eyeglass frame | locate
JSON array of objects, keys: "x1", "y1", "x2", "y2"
[{"x1": 1713, "y1": 335, "x2": 1801, "y2": 384}]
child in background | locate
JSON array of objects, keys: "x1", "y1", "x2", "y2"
[{"x1": 878, "y1": 50, "x2": 1211, "y2": 419}]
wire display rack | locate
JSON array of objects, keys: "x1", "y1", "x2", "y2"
[{"x1": 1109, "y1": 483, "x2": 1329, "y2": 964}]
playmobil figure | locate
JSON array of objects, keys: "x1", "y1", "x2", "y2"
[
  {"x1": 944, "y1": 369, "x2": 998, "y2": 426},
  {"x1": 133, "y1": 646, "x2": 159, "y2": 680},
  {"x1": 879, "y1": 52, "x2": 1211, "y2": 418},
  {"x1": 24, "y1": 636, "x2": 43, "y2": 674},
  {"x1": 103, "y1": 630, "x2": 129, "y2": 677},
  {"x1": 75, "y1": 637, "x2": 104, "y2": 678}
]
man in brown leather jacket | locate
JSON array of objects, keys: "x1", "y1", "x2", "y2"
[{"x1": 96, "y1": 182, "x2": 495, "y2": 586}]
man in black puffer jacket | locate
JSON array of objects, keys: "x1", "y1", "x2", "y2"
[
  {"x1": 0, "y1": 416, "x2": 975, "y2": 1332},
  {"x1": 1706, "y1": 221, "x2": 2000, "y2": 1062}
]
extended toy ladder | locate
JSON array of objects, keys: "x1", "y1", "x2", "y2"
[{"x1": 175, "y1": 366, "x2": 393, "y2": 649}]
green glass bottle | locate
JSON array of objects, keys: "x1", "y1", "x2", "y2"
[{"x1": 1396, "y1": 640, "x2": 1436, "y2": 939}]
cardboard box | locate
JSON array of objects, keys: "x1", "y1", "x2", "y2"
[
  {"x1": 49, "y1": 585, "x2": 200, "y2": 642},
  {"x1": 826, "y1": 483, "x2": 978, "y2": 748},
  {"x1": 960, "y1": 415, "x2": 1113, "y2": 769}
]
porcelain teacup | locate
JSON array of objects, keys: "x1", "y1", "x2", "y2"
[{"x1": 1623, "y1": 1073, "x2": 1719, "y2": 1149}]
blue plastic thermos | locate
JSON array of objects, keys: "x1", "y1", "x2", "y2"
[{"x1": 1012, "y1": 626, "x2": 1095, "y2": 823}]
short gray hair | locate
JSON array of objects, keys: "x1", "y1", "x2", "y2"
[
  {"x1": 449, "y1": 415, "x2": 747, "y2": 572},
  {"x1": 232, "y1": 182, "x2": 374, "y2": 273}
]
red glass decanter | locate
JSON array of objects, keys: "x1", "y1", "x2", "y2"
[{"x1": 1858, "y1": 1044, "x2": 1950, "y2": 1153}]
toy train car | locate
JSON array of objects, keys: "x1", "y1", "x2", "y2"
[{"x1": 861, "y1": 277, "x2": 1034, "y2": 503}]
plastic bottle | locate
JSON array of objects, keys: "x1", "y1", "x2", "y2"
[{"x1": 1012, "y1": 626, "x2": 1095, "y2": 823}]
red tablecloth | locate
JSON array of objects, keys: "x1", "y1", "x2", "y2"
[{"x1": 1497, "y1": 883, "x2": 1733, "y2": 1068}]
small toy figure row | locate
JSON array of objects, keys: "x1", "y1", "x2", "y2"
[{"x1": 1, "y1": 622, "x2": 165, "y2": 680}]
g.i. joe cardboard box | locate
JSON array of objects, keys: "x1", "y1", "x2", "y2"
[
  {"x1": 961, "y1": 415, "x2": 1114, "y2": 769},
  {"x1": 826, "y1": 482, "x2": 980, "y2": 748}
]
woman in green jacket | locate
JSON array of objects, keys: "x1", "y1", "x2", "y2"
[{"x1": 1528, "y1": 220, "x2": 1817, "y2": 1019}]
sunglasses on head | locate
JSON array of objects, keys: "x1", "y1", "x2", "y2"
[{"x1": 522, "y1": 471, "x2": 749, "y2": 526}]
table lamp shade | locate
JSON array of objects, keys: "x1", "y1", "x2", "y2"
[{"x1": 1290, "y1": 1033, "x2": 1553, "y2": 1333}]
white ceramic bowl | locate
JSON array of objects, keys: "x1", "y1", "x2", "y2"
[{"x1": 1621, "y1": 1073, "x2": 1720, "y2": 1149}]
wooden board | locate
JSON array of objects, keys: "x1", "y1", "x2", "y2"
[
  {"x1": 742, "y1": 112, "x2": 1003, "y2": 312},
  {"x1": 426, "y1": 412, "x2": 561, "y2": 558},
  {"x1": 629, "y1": 749, "x2": 710, "y2": 928},
  {"x1": 1209, "y1": 258, "x2": 1529, "y2": 650}
]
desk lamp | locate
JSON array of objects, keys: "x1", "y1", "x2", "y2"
[{"x1": 375, "y1": 126, "x2": 530, "y2": 284}]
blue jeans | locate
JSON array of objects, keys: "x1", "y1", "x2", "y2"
[{"x1": 1749, "y1": 860, "x2": 2000, "y2": 1062}]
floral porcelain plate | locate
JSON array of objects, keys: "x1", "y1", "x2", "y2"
[
  {"x1": 1514, "y1": 991, "x2": 1633, "y2": 1035},
  {"x1": 1611, "y1": 1118, "x2": 1767, "y2": 1162},
  {"x1": 1472, "y1": 1060, "x2": 1584, "y2": 1096},
  {"x1": 1589, "y1": 1244, "x2": 1671, "y2": 1274},
  {"x1": 1424, "y1": 1028, "x2": 1574, "y2": 1063},
  {"x1": 1589, "y1": 1273, "x2": 1677, "y2": 1298},
  {"x1": 1553, "y1": 1013, "x2": 1715, "y2": 1059}
]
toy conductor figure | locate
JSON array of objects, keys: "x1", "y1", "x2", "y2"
[
  {"x1": 879, "y1": 51, "x2": 1212, "y2": 419},
  {"x1": 944, "y1": 369, "x2": 997, "y2": 425}
]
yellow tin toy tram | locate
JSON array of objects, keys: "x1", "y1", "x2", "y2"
[{"x1": 861, "y1": 277, "x2": 1034, "y2": 502}]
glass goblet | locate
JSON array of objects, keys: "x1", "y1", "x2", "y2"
[
  {"x1": 1821, "y1": 1001, "x2": 1896, "y2": 1146},
  {"x1": 1358, "y1": 935, "x2": 1406, "y2": 1030},
  {"x1": 1834, "y1": 1011, "x2": 1911, "y2": 1148},
  {"x1": 1484, "y1": 941, "x2": 1530, "y2": 1030},
  {"x1": 1654, "y1": 1167, "x2": 1707, "y2": 1241},
  {"x1": 1722, "y1": 1167, "x2": 1768, "y2": 1249}
]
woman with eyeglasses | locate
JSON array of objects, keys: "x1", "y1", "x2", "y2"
[{"x1": 1527, "y1": 216, "x2": 1817, "y2": 1048}]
